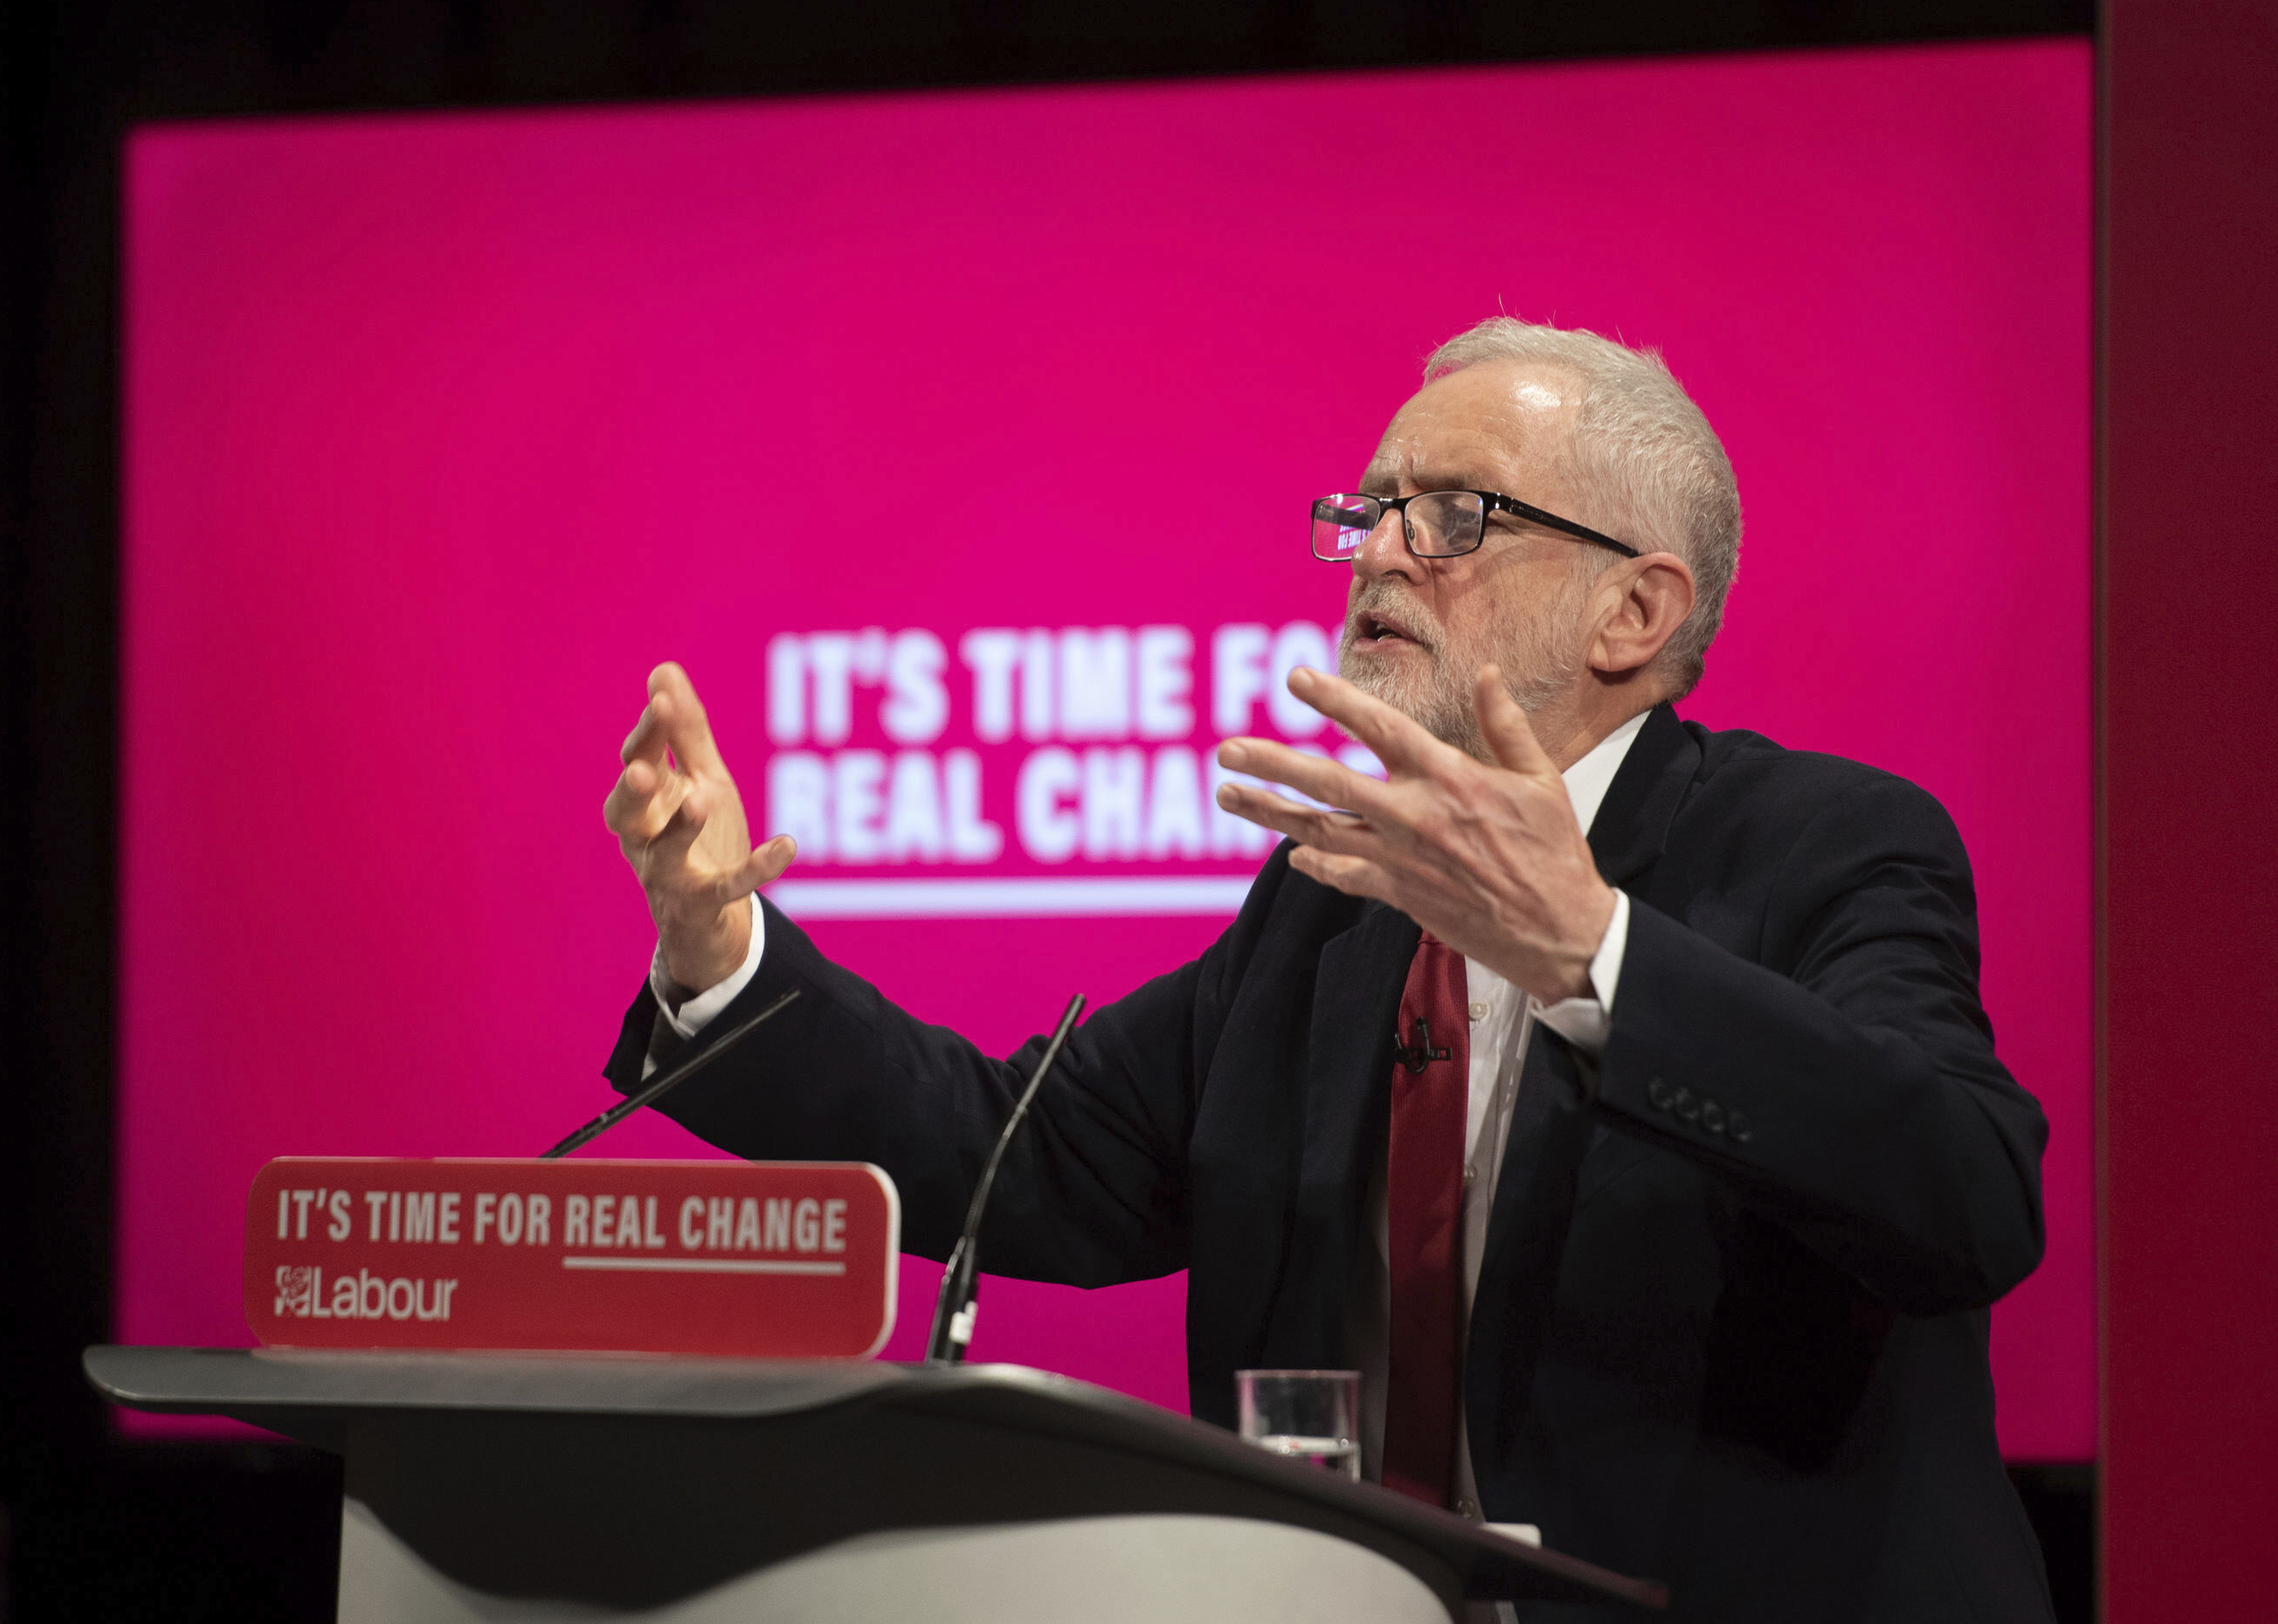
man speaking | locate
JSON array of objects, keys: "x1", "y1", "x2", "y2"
[{"x1": 598, "y1": 319, "x2": 2054, "y2": 1621}]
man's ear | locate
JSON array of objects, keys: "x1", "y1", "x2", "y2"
[{"x1": 1588, "y1": 552, "x2": 1696, "y2": 676}]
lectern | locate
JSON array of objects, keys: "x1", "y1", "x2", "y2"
[{"x1": 87, "y1": 1345, "x2": 1665, "y2": 1622}]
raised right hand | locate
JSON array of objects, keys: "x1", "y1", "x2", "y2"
[{"x1": 602, "y1": 662, "x2": 796, "y2": 994}]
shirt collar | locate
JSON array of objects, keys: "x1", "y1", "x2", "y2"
[{"x1": 1562, "y1": 709, "x2": 1651, "y2": 837}]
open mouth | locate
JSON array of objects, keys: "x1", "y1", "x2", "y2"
[{"x1": 1352, "y1": 608, "x2": 1428, "y2": 652}]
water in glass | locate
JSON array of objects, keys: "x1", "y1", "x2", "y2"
[{"x1": 1235, "y1": 1369, "x2": 1361, "y2": 1483}]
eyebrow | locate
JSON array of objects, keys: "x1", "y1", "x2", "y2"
[{"x1": 1357, "y1": 468, "x2": 1498, "y2": 496}]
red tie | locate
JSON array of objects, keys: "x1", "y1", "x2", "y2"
[{"x1": 1383, "y1": 933, "x2": 1469, "y2": 1506}]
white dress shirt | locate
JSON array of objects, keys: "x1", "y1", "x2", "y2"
[{"x1": 650, "y1": 710, "x2": 1651, "y2": 1521}]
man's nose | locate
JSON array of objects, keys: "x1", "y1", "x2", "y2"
[{"x1": 1352, "y1": 506, "x2": 1417, "y2": 582}]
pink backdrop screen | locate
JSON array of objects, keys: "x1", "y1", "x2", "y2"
[{"x1": 121, "y1": 42, "x2": 2093, "y2": 1455}]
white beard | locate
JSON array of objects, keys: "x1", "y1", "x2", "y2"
[{"x1": 1338, "y1": 573, "x2": 1590, "y2": 761}]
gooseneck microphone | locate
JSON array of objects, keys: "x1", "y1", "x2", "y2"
[
  {"x1": 925, "y1": 992, "x2": 1087, "y2": 1364},
  {"x1": 539, "y1": 987, "x2": 802, "y2": 1159}
]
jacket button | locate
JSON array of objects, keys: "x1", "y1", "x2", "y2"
[
  {"x1": 1701, "y1": 1099, "x2": 1726, "y2": 1134},
  {"x1": 1672, "y1": 1087, "x2": 1698, "y2": 1122},
  {"x1": 1728, "y1": 1110, "x2": 1753, "y2": 1143},
  {"x1": 1645, "y1": 1078, "x2": 1672, "y2": 1111}
]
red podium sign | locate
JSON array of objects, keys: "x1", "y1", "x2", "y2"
[{"x1": 245, "y1": 1158, "x2": 900, "y2": 1358}]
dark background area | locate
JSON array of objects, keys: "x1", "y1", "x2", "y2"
[
  {"x1": 2097, "y1": 3, "x2": 2278, "y2": 1619},
  {"x1": 3, "y1": 2, "x2": 2094, "y2": 1619}
]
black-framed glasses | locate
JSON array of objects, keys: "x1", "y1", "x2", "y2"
[{"x1": 1309, "y1": 489, "x2": 1639, "y2": 563}]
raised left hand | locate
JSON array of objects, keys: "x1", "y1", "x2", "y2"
[{"x1": 1213, "y1": 665, "x2": 1615, "y2": 1004}]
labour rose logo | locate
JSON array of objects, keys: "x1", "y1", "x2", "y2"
[{"x1": 274, "y1": 1264, "x2": 315, "y2": 1317}]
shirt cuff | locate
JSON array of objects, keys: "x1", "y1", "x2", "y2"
[
  {"x1": 648, "y1": 897, "x2": 766, "y2": 1041},
  {"x1": 1531, "y1": 889, "x2": 1630, "y2": 1056}
]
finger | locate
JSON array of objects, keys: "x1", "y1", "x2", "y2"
[
  {"x1": 1473, "y1": 665, "x2": 1558, "y2": 776},
  {"x1": 620, "y1": 697, "x2": 671, "y2": 768},
  {"x1": 647, "y1": 662, "x2": 728, "y2": 775},
  {"x1": 692, "y1": 836, "x2": 796, "y2": 914},
  {"x1": 732, "y1": 834, "x2": 799, "y2": 895},
  {"x1": 1287, "y1": 844, "x2": 1397, "y2": 904},
  {"x1": 1282, "y1": 666, "x2": 1464, "y2": 778},
  {"x1": 1217, "y1": 736, "x2": 1398, "y2": 818},
  {"x1": 1214, "y1": 779, "x2": 1384, "y2": 857},
  {"x1": 603, "y1": 758, "x2": 689, "y2": 843},
  {"x1": 642, "y1": 778, "x2": 715, "y2": 876}
]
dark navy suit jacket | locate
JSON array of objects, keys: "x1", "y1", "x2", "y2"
[{"x1": 606, "y1": 704, "x2": 2055, "y2": 1622}]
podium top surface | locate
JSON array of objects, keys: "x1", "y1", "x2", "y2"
[
  {"x1": 89, "y1": 1341, "x2": 915, "y2": 1418},
  {"x1": 86, "y1": 1346, "x2": 1664, "y2": 1612}
]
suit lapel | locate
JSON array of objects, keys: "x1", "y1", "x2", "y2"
[
  {"x1": 1466, "y1": 1029, "x2": 1598, "y2": 1464},
  {"x1": 1461, "y1": 705, "x2": 1701, "y2": 1459},
  {"x1": 1585, "y1": 703, "x2": 1700, "y2": 891},
  {"x1": 1260, "y1": 898, "x2": 1418, "y2": 1366}
]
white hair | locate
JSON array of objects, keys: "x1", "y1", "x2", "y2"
[{"x1": 1423, "y1": 318, "x2": 1741, "y2": 697}]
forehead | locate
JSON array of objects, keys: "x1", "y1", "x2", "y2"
[{"x1": 1365, "y1": 359, "x2": 1581, "y2": 489}]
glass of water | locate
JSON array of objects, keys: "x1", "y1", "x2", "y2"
[{"x1": 1235, "y1": 1368, "x2": 1361, "y2": 1481}]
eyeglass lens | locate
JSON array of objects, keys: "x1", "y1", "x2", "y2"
[{"x1": 1310, "y1": 492, "x2": 1485, "y2": 561}]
